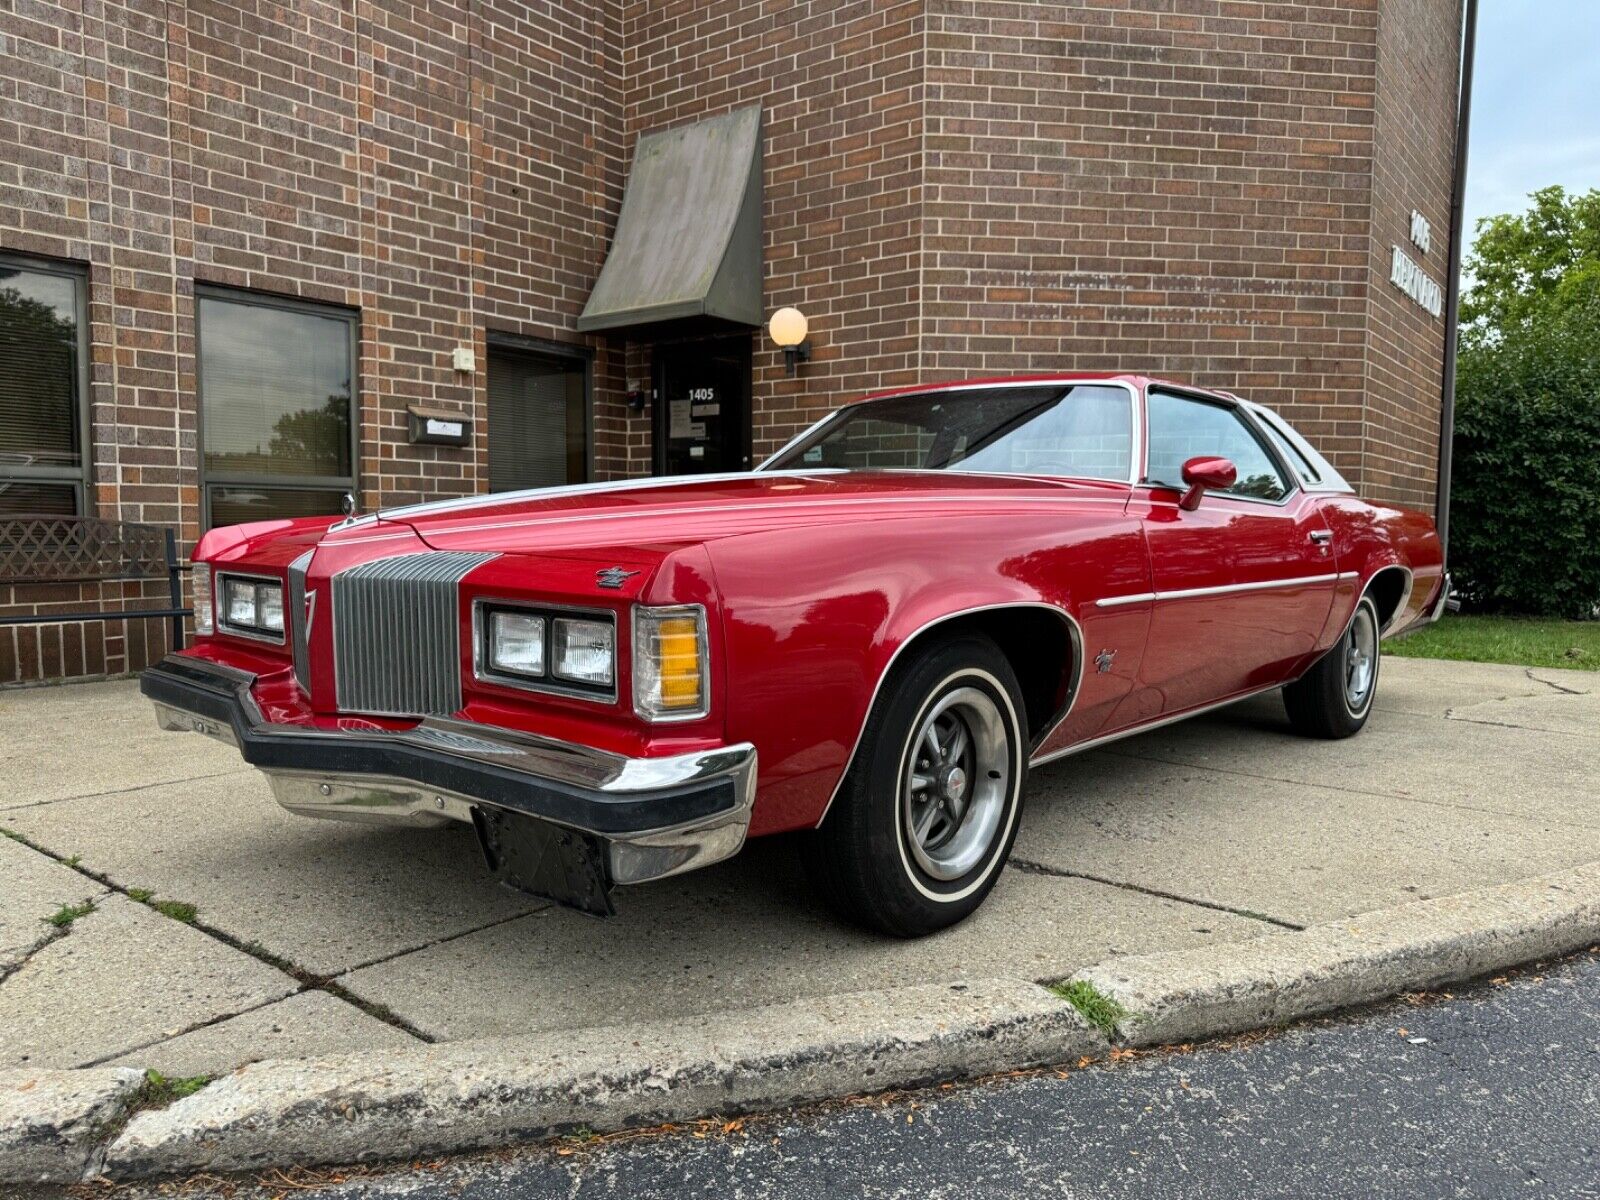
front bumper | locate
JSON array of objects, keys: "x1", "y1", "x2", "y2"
[{"x1": 139, "y1": 655, "x2": 756, "y2": 890}]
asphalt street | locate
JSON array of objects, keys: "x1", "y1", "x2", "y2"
[{"x1": 130, "y1": 946, "x2": 1599, "y2": 1200}]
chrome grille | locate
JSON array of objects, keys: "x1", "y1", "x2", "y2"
[
  {"x1": 287, "y1": 549, "x2": 313, "y2": 694},
  {"x1": 331, "y1": 551, "x2": 497, "y2": 717}
]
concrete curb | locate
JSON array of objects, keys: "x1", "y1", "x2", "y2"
[
  {"x1": 1073, "y1": 860, "x2": 1600, "y2": 1046},
  {"x1": 2, "y1": 861, "x2": 1596, "y2": 1185},
  {"x1": 0, "y1": 1067, "x2": 143, "y2": 1184},
  {"x1": 102, "y1": 977, "x2": 1104, "y2": 1179}
]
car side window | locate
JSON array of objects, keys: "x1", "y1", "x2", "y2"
[{"x1": 1145, "y1": 391, "x2": 1292, "y2": 502}]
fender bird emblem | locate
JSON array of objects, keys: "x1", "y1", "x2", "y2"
[
  {"x1": 1095, "y1": 648, "x2": 1117, "y2": 674},
  {"x1": 596, "y1": 566, "x2": 639, "y2": 590}
]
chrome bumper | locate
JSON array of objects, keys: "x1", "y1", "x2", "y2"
[{"x1": 141, "y1": 654, "x2": 756, "y2": 887}]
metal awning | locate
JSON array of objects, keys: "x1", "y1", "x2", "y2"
[{"x1": 577, "y1": 105, "x2": 763, "y2": 334}]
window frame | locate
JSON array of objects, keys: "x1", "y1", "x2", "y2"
[
  {"x1": 1141, "y1": 386, "x2": 1300, "y2": 508},
  {"x1": 0, "y1": 252, "x2": 91, "y2": 516},
  {"x1": 194, "y1": 284, "x2": 360, "y2": 530},
  {"x1": 484, "y1": 330, "x2": 595, "y2": 491}
]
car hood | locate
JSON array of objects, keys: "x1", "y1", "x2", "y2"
[{"x1": 321, "y1": 470, "x2": 1130, "y2": 559}]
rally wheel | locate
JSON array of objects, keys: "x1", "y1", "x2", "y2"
[
  {"x1": 805, "y1": 634, "x2": 1027, "y2": 937},
  {"x1": 1283, "y1": 593, "x2": 1381, "y2": 739}
]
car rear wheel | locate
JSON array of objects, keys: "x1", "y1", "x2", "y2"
[
  {"x1": 1283, "y1": 593, "x2": 1381, "y2": 739},
  {"x1": 804, "y1": 634, "x2": 1027, "y2": 937}
]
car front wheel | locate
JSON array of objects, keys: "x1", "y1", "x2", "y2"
[
  {"x1": 805, "y1": 634, "x2": 1027, "y2": 937},
  {"x1": 1282, "y1": 593, "x2": 1381, "y2": 738}
]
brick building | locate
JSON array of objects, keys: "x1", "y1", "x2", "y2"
[{"x1": 0, "y1": 0, "x2": 1464, "y2": 684}]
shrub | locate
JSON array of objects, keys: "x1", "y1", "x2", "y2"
[{"x1": 1451, "y1": 296, "x2": 1600, "y2": 618}]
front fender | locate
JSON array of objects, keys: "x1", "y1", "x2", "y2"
[{"x1": 707, "y1": 511, "x2": 1146, "y2": 835}]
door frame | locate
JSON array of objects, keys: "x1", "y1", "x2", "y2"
[
  {"x1": 650, "y1": 333, "x2": 753, "y2": 476},
  {"x1": 485, "y1": 330, "x2": 595, "y2": 487}
]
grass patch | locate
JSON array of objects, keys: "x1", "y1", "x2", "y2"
[
  {"x1": 46, "y1": 899, "x2": 95, "y2": 928},
  {"x1": 1050, "y1": 979, "x2": 1130, "y2": 1037},
  {"x1": 1387, "y1": 614, "x2": 1600, "y2": 671},
  {"x1": 133, "y1": 1070, "x2": 211, "y2": 1109},
  {"x1": 127, "y1": 887, "x2": 199, "y2": 924}
]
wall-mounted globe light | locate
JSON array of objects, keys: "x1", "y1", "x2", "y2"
[{"x1": 768, "y1": 306, "x2": 811, "y2": 377}]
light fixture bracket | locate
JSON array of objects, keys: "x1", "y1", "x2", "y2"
[{"x1": 783, "y1": 341, "x2": 811, "y2": 377}]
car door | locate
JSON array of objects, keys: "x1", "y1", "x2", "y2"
[{"x1": 1115, "y1": 388, "x2": 1338, "y2": 722}]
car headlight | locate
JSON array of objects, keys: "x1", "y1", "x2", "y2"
[
  {"x1": 553, "y1": 618, "x2": 615, "y2": 687},
  {"x1": 487, "y1": 611, "x2": 546, "y2": 677},
  {"x1": 477, "y1": 604, "x2": 616, "y2": 698},
  {"x1": 191, "y1": 563, "x2": 213, "y2": 635},
  {"x1": 218, "y1": 575, "x2": 284, "y2": 637},
  {"x1": 634, "y1": 605, "x2": 708, "y2": 721}
]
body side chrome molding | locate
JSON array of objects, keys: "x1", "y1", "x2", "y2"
[
  {"x1": 812, "y1": 601, "x2": 1086, "y2": 829},
  {"x1": 1095, "y1": 571, "x2": 1357, "y2": 608}
]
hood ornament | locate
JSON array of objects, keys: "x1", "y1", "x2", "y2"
[{"x1": 596, "y1": 566, "x2": 639, "y2": 590}]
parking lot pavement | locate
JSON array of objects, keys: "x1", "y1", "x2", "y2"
[{"x1": 1, "y1": 657, "x2": 1595, "y2": 1075}]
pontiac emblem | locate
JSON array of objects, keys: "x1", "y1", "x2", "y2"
[
  {"x1": 596, "y1": 566, "x2": 639, "y2": 590},
  {"x1": 1095, "y1": 648, "x2": 1117, "y2": 674}
]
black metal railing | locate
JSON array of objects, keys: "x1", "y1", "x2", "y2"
[{"x1": 0, "y1": 515, "x2": 190, "y2": 650}]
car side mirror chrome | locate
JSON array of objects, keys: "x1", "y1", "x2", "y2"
[{"x1": 1179, "y1": 456, "x2": 1237, "y2": 511}]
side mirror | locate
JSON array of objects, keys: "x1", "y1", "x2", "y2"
[{"x1": 1179, "y1": 456, "x2": 1237, "y2": 511}]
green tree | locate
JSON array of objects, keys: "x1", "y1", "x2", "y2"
[
  {"x1": 1451, "y1": 188, "x2": 1600, "y2": 618},
  {"x1": 1461, "y1": 185, "x2": 1600, "y2": 339}
]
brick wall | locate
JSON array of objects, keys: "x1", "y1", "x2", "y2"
[{"x1": 1363, "y1": 0, "x2": 1459, "y2": 511}]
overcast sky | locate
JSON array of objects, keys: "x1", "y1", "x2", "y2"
[{"x1": 1462, "y1": 0, "x2": 1600, "y2": 246}]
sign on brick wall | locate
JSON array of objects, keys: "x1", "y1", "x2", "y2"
[{"x1": 1390, "y1": 209, "x2": 1444, "y2": 319}]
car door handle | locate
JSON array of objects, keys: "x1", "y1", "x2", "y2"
[{"x1": 1309, "y1": 530, "x2": 1333, "y2": 545}]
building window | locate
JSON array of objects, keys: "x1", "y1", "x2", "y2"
[
  {"x1": 197, "y1": 288, "x2": 357, "y2": 529},
  {"x1": 0, "y1": 256, "x2": 89, "y2": 516},
  {"x1": 486, "y1": 341, "x2": 590, "y2": 492}
]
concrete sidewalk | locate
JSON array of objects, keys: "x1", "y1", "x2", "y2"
[{"x1": 3, "y1": 656, "x2": 1597, "y2": 1079}]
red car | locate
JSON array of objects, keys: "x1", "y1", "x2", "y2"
[{"x1": 143, "y1": 375, "x2": 1447, "y2": 936}]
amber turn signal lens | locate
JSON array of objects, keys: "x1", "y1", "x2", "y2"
[{"x1": 654, "y1": 617, "x2": 702, "y2": 708}]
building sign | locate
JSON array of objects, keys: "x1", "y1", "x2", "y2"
[{"x1": 1389, "y1": 208, "x2": 1442, "y2": 319}]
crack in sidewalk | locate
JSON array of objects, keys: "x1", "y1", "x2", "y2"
[
  {"x1": 1524, "y1": 667, "x2": 1589, "y2": 697},
  {"x1": 0, "y1": 769, "x2": 257, "y2": 813},
  {"x1": 0, "y1": 883, "x2": 112, "y2": 989},
  {"x1": 0, "y1": 926, "x2": 69, "y2": 988},
  {"x1": 0, "y1": 828, "x2": 436, "y2": 1044},
  {"x1": 1007, "y1": 857, "x2": 1305, "y2": 930},
  {"x1": 334, "y1": 904, "x2": 550, "y2": 978}
]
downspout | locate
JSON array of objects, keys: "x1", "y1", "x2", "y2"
[{"x1": 1436, "y1": 0, "x2": 1480, "y2": 559}]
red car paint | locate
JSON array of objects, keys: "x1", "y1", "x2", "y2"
[{"x1": 181, "y1": 375, "x2": 1445, "y2": 839}]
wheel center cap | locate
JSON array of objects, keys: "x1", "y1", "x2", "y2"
[{"x1": 944, "y1": 766, "x2": 968, "y2": 802}]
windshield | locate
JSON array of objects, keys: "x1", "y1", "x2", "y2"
[{"x1": 764, "y1": 384, "x2": 1133, "y2": 480}]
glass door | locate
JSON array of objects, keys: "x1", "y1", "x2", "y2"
[{"x1": 653, "y1": 336, "x2": 752, "y2": 475}]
